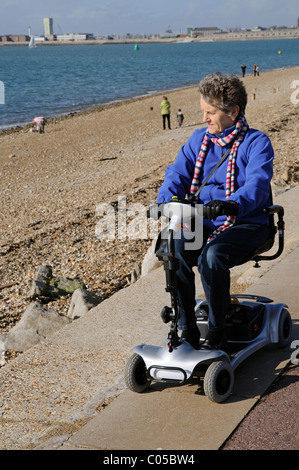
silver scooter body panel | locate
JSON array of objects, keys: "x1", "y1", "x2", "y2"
[
  {"x1": 134, "y1": 300, "x2": 287, "y2": 382},
  {"x1": 228, "y1": 301, "x2": 287, "y2": 370},
  {"x1": 134, "y1": 340, "x2": 229, "y2": 383}
]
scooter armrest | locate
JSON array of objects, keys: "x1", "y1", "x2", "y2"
[{"x1": 264, "y1": 205, "x2": 284, "y2": 217}]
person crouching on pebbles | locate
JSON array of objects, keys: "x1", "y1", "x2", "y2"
[{"x1": 31, "y1": 116, "x2": 46, "y2": 133}]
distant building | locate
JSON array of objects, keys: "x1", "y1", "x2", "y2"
[
  {"x1": 191, "y1": 27, "x2": 222, "y2": 37},
  {"x1": 56, "y1": 33, "x2": 95, "y2": 42},
  {"x1": 44, "y1": 18, "x2": 53, "y2": 38},
  {"x1": 160, "y1": 28, "x2": 179, "y2": 39},
  {"x1": 251, "y1": 26, "x2": 266, "y2": 31},
  {"x1": 186, "y1": 24, "x2": 299, "y2": 40},
  {"x1": 0, "y1": 35, "x2": 29, "y2": 42}
]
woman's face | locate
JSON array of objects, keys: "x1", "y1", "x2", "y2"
[{"x1": 200, "y1": 97, "x2": 239, "y2": 135}]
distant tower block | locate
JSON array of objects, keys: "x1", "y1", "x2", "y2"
[{"x1": 44, "y1": 18, "x2": 53, "y2": 38}]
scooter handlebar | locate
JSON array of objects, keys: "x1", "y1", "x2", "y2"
[
  {"x1": 147, "y1": 201, "x2": 203, "y2": 222},
  {"x1": 147, "y1": 200, "x2": 230, "y2": 222},
  {"x1": 147, "y1": 201, "x2": 283, "y2": 225}
]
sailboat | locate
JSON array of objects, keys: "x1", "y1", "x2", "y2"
[
  {"x1": 28, "y1": 26, "x2": 36, "y2": 49},
  {"x1": 29, "y1": 36, "x2": 36, "y2": 48}
]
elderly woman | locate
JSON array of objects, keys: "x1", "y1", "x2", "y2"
[{"x1": 157, "y1": 73, "x2": 274, "y2": 350}]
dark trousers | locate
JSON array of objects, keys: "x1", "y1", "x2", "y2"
[
  {"x1": 174, "y1": 223, "x2": 271, "y2": 332},
  {"x1": 162, "y1": 114, "x2": 171, "y2": 129}
]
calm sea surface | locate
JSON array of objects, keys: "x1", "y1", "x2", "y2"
[{"x1": 0, "y1": 38, "x2": 298, "y2": 129}]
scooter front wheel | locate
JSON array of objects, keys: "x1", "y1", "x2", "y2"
[
  {"x1": 204, "y1": 360, "x2": 234, "y2": 403},
  {"x1": 125, "y1": 353, "x2": 151, "y2": 393}
]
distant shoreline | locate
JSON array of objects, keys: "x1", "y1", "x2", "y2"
[{"x1": 1, "y1": 34, "x2": 299, "y2": 47}]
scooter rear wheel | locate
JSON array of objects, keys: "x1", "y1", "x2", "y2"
[
  {"x1": 276, "y1": 308, "x2": 292, "y2": 349},
  {"x1": 204, "y1": 360, "x2": 234, "y2": 403},
  {"x1": 125, "y1": 353, "x2": 151, "y2": 393}
]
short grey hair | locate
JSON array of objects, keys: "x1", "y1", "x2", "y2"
[{"x1": 199, "y1": 72, "x2": 247, "y2": 116}]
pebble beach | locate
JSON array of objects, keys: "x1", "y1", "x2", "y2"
[{"x1": 0, "y1": 65, "x2": 299, "y2": 351}]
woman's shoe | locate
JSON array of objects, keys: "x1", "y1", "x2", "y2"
[
  {"x1": 200, "y1": 329, "x2": 225, "y2": 350},
  {"x1": 181, "y1": 328, "x2": 200, "y2": 350}
]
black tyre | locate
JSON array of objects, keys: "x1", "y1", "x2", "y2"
[
  {"x1": 204, "y1": 360, "x2": 234, "y2": 403},
  {"x1": 125, "y1": 353, "x2": 150, "y2": 393},
  {"x1": 276, "y1": 308, "x2": 292, "y2": 349}
]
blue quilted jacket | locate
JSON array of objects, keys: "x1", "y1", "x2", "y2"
[{"x1": 157, "y1": 124, "x2": 274, "y2": 228}]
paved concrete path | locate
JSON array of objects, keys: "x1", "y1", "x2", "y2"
[
  {"x1": 60, "y1": 248, "x2": 299, "y2": 450},
  {"x1": 1, "y1": 186, "x2": 298, "y2": 450},
  {"x1": 60, "y1": 185, "x2": 299, "y2": 451}
]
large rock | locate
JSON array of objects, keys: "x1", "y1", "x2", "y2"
[
  {"x1": 67, "y1": 288, "x2": 103, "y2": 320},
  {"x1": 141, "y1": 237, "x2": 162, "y2": 277},
  {"x1": 2, "y1": 301, "x2": 71, "y2": 352},
  {"x1": 29, "y1": 265, "x2": 86, "y2": 298}
]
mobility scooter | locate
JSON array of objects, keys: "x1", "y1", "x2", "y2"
[{"x1": 125, "y1": 201, "x2": 292, "y2": 402}]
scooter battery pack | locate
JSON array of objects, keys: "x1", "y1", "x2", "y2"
[{"x1": 226, "y1": 302, "x2": 264, "y2": 341}]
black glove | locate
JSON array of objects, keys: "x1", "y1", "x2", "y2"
[
  {"x1": 147, "y1": 203, "x2": 163, "y2": 220},
  {"x1": 203, "y1": 200, "x2": 239, "y2": 220}
]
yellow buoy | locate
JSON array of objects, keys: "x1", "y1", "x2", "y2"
[{"x1": 278, "y1": 50, "x2": 282, "y2": 54}]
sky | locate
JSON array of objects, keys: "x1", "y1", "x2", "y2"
[{"x1": 0, "y1": 0, "x2": 298, "y2": 36}]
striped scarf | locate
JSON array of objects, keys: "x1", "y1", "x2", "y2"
[{"x1": 190, "y1": 116, "x2": 248, "y2": 242}]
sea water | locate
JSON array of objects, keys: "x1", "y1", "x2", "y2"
[{"x1": 0, "y1": 38, "x2": 298, "y2": 129}]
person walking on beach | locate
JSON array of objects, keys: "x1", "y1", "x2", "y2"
[
  {"x1": 156, "y1": 72, "x2": 274, "y2": 350},
  {"x1": 161, "y1": 96, "x2": 171, "y2": 130},
  {"x1": 253, "y1": 64, "x2": 260, "y2": 76},
  {"x1": 177, "y1": 109, "x2": 184, "y2": 127},
  {"x1": 241, "y1": 64, "x2": 247, "y2": 77}
]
